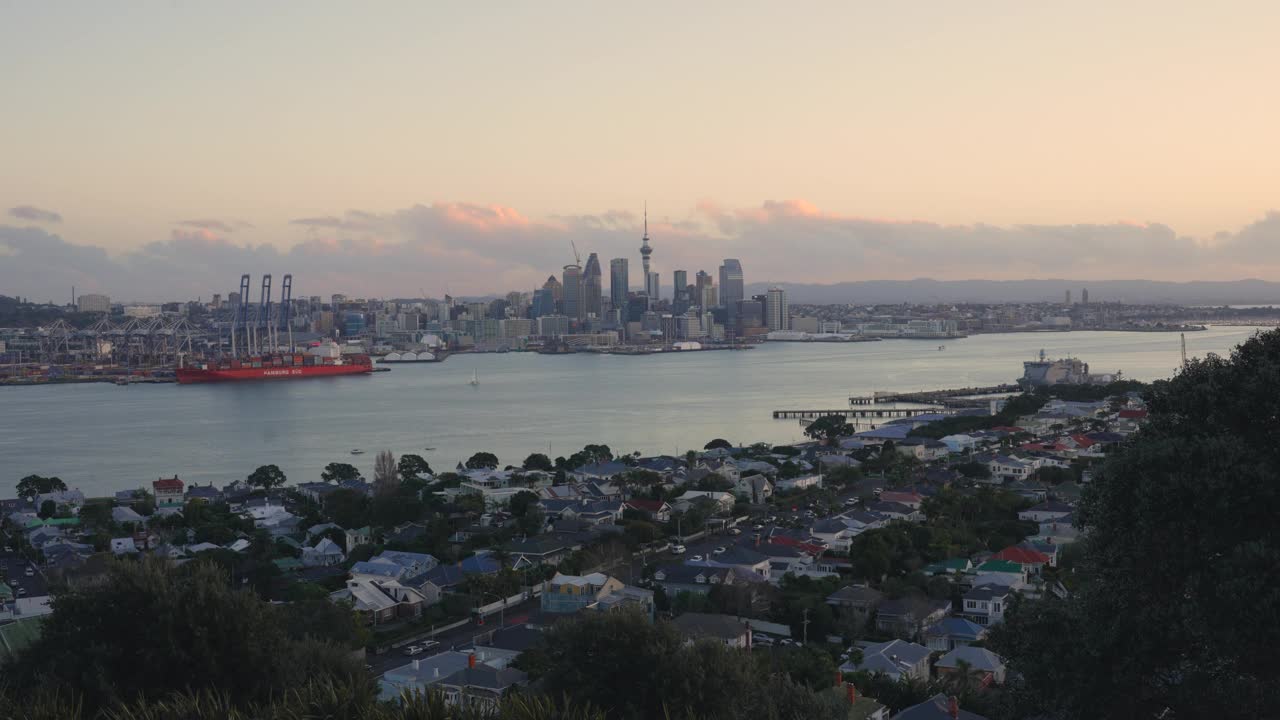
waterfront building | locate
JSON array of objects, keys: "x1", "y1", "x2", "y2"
[
  {"x1": 505, "y1": 291, "x2": 528, "y2": 317},
  {"x1": 537, "y1": 314, "x2": 570, "y2": 337},
  {"x1": 153, "y1": 476, "x2": 185, "y2": 509},
  {"x1": 609, "y1": 258, "x2": 629, "y2": 310},
  {"x1": 531, "y1": 288, "x2": 556, "y2": 318},
  {"x1": 562, "y1": 264, "x2": 583, "y2": 322},
  {"x1": 502, "y1": 318, "x2": 532, "y2": 338},
  {"x1": 765, "y1": 287, "x2": 789, "y2": 331},
  {"x1": 719, "y1": 259, "x2": 744, "y2": 318},
  {"x1": 344, "y1": 312, "x2": 367, "y2": 336},
  {"x1": 77, "y1": 293, "x2": 110, "y2": 313},
  {"x1": 672, "y1": 269, "x2": 689, "y2": 313},
  {"x1": 582, "y1": 253, "x2": 603, "y2": 319}
]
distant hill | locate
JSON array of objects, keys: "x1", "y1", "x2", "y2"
[{"x1": 743, "y1": 279, "x2": 1280, "y2": 306}]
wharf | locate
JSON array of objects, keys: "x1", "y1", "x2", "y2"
[
  {"x1": 849, "y1": 383, "x2": 1020, "y2": 407},
  {"x1": 772, "y1": 407, "x2": 949, "y2": 420}
]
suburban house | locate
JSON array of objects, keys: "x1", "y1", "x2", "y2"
[
  {"x1": 839, "y1": 639, "x2": 931, "y2": 681},
  {"x1": 330, "y1": 576, "x2": 433, "y2": 625},
  {"x1": 301, "y1": 538, "x2": 346, "y2": 567},
  {"x1": 809, "y1": 518, "x2": 860, "y2": 552},
  {"x1": 922, "y1": 617, "x2": 988, "y2": 651},
  {"x1": 504, "y1": 537, "x2": 577, "y2": 569},
  {"x1": 540, "y1": 572, "x2": 623, "y2": 614},
  {"x1": 735, "y1": 474, "x2": 774, "y2": 502},
  {"x1": 1018, "y1": 500, "x2": 1074, "y2": 523},
  {"x1": 438, "y1": 659, "x2": 528, "y2": 712},
  {"x1": 687, "y1": 546, "x2": 771, "y2": 582},
  {"x1": 651, "y1": 565, "x2": 741, "y2": 596},
  {"x1": 963, "y1": 584, "x2": 1013, "y2": 626},
  {"x1": 864, "y1": 501, "x2": 922, "y2": 523},
  {"x1": 993, "y1": 545, "x2": 1053, "y2": 574},
  {"x1": 893, "y1": 694, "x2": 990, "y2": 720},
  {"x1": 184, "y1": 483, "x2": 223, "y2": 504},
  {"x1": 244, "y1": 502, "x2": 301, "y2": 537},
  {"x1": 774, "y1": 475, "x2": 823, "y2": 492},
  {"x1": 152, "y1": 477, "x2": 185, "y2": 508},
  {"x1": 378, "y1": 651, "x2": 479, "y2": 701},
  {"x1": 671, "y1": 612, "x2": 752, "y2": 648},
  {"x1": 878, "y1": 490, "x2": 924, "y2": 509},
  {"x1": 874, "y1": 596, "x2": 951, "y2": 639},
  {"x1": 825, "y1": 585, "x2": 885, "y2": 626},
  {"x1": 973, "y1": 560, "x2": 1028, "y2": 588},
  {"x1": 1035, "y1": 515, "x2": 1081, "y2": 544},
  {"x1": 345, "y1": 526, "x2": 373, "y2": 550},
  {"x1": 935, "y1": 646, "x2": 1008, "y2": 686},
  {"x1": 986, "y1": 455, "x2": 1034, "y2": 483},
  {"x1": 895, "y1": 438, "x2": 951, "y2": 462},
  {"x1": 673, "y1": 491, "x2": 734, "y2": 514},
  {"x1": 923, "y1": 558, "x2": 973, "y2": 576},
  {"x1": 557, "y1": 499, "x2": 623, "y2": 525},
  {"x1": 623, "y1": 498, "x2": 672, "y2": 522}
]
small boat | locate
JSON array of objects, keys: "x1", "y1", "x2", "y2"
[
  {"x1": 423, "y1": 447, "x2": 436, "y2": 452},
  {"x1": 469, "y1": 369, "x2": 479, "y2": 386},
  {"x1": 350, "y1": 449, "x2": 365, "y2": 455},
  {"x1": 938, "y1": 345, "x2": 946, "y2": 351}
]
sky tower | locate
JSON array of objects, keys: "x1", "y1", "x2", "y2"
[{"x1": 640, "y1": 204, "x2": 659, "y2": 306}]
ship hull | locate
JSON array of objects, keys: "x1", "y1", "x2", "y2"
[{"x1": 175, "y1": 363, "x2": 372, "y2": 384}]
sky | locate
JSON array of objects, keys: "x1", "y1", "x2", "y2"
[{"x1": 2, "y1": 2, "x2": 1278, "y2": 302}]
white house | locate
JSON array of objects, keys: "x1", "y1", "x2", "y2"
[
  {"x1": 302, "y1": 538, "x2": 347, "y2": 567},
  {"x1": 674, "y1": 491, "x2": 735, "y2": 513},
  {"x1": 962, "y1": 585, "x2": 1013, "y2": 626}
]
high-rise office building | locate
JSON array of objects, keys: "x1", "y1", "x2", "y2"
[
  {"x1": 694, "y1": 271, "x2": 714, "y2": 310},
  {"x1": 719, "y1": 259, "x2": 744, "y2": 317},
  {"x1": 542, "y1": 275, "x2": 563, "y2": 312},
  {"x1": 1065, "y1": 289, "x2": 1072, "y2": 305},
  {"x1": 609, "y1": 258, "x2": 629, "y2": 309},
  {"x1": 646, "y1": 272, "x2": 660, "y2": 305},
  {"x1": 562, "y1": 264, "x2": 583, "y2": 321},
  {"x1": 765, "y1": 287, "x2": 789, "y2": 331},
  {"x1": 1081, "y1": 288, "x2": 1090, "y2": 304},
  {"x1": 531, "y1": 288, "x2": 556, "y2": 318},
  {"x1": 506, "y1": 291, "x2": 529, "y2": 318},
  {"x1": 77, "y1": 293, "x2": 110, "y2": 313},
  {"x1": 582, "y1": 253, "x2": 603, "y2": 319}
]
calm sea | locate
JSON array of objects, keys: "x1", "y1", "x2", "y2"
[{"x1": 0, "y1": 327, "x2": 1257, "y2": 497}]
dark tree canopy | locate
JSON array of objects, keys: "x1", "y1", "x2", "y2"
[
  {"x1": 465, "y1": 451, "x2": 499, "y2": 470},
  {"x1": 522, "y1": 452, "x2": 554, "y2": 471},
  {"x1": 321, "y1": 462, "x2": 361, "y2": 484},
  {"x1": 704, "y1": 438, "x2": 733, "y2": 450},
  {"x1": 16, "y1": 474, "x2": 66, "y2": 500},
  {"x1": 803, "y1": 415, "x2": 853, "y2": 443},
  {"x1": 396, "y1": 453, "x2": 433, "y2": 480},
  {"x1": 992, "y1": 330, "x2": 1280, "y2": 719},
  {"x1": 7, "y1": 557, "x2": 363, "y2": 715},
  {"x1": 246, "y1": 464, "x2": 287, "y2": 490}
]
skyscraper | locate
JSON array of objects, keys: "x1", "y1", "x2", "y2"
[
  {"x1": 609, "y1": 258, "x2": 629, "y2": 309},
  {"x1": 765, "y1": 287, "x2": 788, "y2": 331},
  {"x1": 562, "y1": 265, "x2": 583, "y2": 321},
  {"x1": 582, "y1": 253, "x2": 602, "y2": 319},
  {"x1": 719, "y1": 259, "x2": 744, "y2": 317},
  {"x1": 1081, "y1": 288, "x2": 1090, "y2": 304},
  {"x1": 646, "y1": 272, "x2": 660, "y2": 304},
  {"x1": 694, "y1": 271, "x2": 714, "y2": 310},
  {"x1": 672, "y1": 269, "x2": 688, "y2": 313},
  {"x1": 542, "y1": 275, "x2": 563, "y2": 312},
  {"x1": 1065, "y1": 289, "x2": 1072, "y2": 305}
]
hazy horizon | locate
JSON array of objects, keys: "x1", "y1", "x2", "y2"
[{"x1": 3, "y1": 2, "x2": 1278, "y2": 300}]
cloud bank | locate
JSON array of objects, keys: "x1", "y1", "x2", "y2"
[
  {"x1": 8, "y1": 205, "x2": 62, "y2": 223},
  {"x1": 1, "y1": 201, "x2": 1277, "y2": 302}
]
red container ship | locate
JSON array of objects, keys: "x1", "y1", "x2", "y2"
[{"x1": 175, "y1": 351, "x2": 374, "y2": 384}]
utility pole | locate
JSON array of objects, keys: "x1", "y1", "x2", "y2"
[{"x1": 802, "y1": 608, "x2": 811, "y2": 645}]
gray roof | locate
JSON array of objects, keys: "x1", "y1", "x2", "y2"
[
  {"x1": 893, "y1": 693, "x2": 989, "y2": 720},
  {"x1": 826, "y1": 585, "x2": 884, "y2": 606},
  {"x1": 844, "y1": 639, "x2": 930, "y2": 676},
  {"x1": 964, "y1": 584, "x2": 1012, "y2": 602},
  {"x1": 439, "y1": 664, "x2": 527, "y2": 691},
  {"x1": 671, "y1": 612, "x2": 750, "y2": 641},
  {"x1": 936, "y1": 646, "x2": 1006, "y2": 673}
]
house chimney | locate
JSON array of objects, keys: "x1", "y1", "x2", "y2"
[
  {"x1": 468, "y1": 653, "x2": 476, "y2": 669},
  {"x1": 948, "y1": 695, "x2": 959, "y2": 720},
  {"x1": 846, "y1": 682, "x2": 857, "y2": 705}
]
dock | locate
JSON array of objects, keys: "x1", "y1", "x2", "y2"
[
  {"x1": 848, "y1": 384, "x2": 1020, "y2": 407},
  {"x1": 771, "y1": 407, "x2": 949, "y2": 420}
]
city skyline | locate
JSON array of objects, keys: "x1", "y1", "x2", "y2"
[{"x1": 3, "y1": 3, "x2": 1280, "y2": 301}]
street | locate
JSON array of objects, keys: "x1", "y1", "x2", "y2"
[
  {"x1": 0, "y1": 551, "x2": 46, "y2": 598},
  {"x1": 366, "y1": 595, "x2": 542, "y2": 677}
]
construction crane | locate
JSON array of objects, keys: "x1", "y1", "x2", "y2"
[{"x1": 569, "y1": 240, "x2": 581, "y2": 266}]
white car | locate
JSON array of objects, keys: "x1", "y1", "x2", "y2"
[
  {"x1": 671, "y1": 544, "x2": 687, "y2": 555},
  {"x1": 728, "y1": 528, "x2": 742, "y2": 536},
  {"x1": 689, "y1": 554, "x2": 704, "y2": 562},
  {"x1": 24, "y1": 567, "x2": 34, "y2": 577},
  {"x1": 420, "y1": 640, "x2": 440, "y2": 651},
  {"x1": 404, "y1": 645, "x2": 425, "y2": 656},
  {"x1": 713, "y1": 546, "x2": 727, "y2": 555}
]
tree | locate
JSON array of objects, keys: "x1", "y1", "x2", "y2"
[
  {"x1": 38, "y1": 499, "x2": 56, "y2": 519},
  {"x1": 465, "y1": 451, "x2": 499, "y2": 470},
  {"x1": 992, "y1": 330, "x2": 1280, "y2": 719},
  {"x1": 803, "y1": 415, "x2": 853, "y2": 443},
  {"x1": 508, "y1": 490, "x2": 540, "y2": 517},
  {"x1": 246, "y1": 464, "x2": 286, "y2": 491},
  {"x1": 523, "y1": 453, "x2": 554, "y2": 471},
  {"x1": 704, "y1": 438, "x2": 733, "y2": 450},
  {"x1": 6, "y1": 557, "x2": 363, "y2": 715},
  {"x1": 372, "y1": 450, "x2": 399, "y2": 495},
  {"x1": 16, "y1": 474, "x2": 66, "y2": 501},
  {"x1": 397, "y1": 453, "x2": 433, "y2": 480},
  {"x1": 320, "y1": 462, "x2": 360, "y2": 484},
  {"x1": 517, "y1": 506, "x2": 546, "y2": 537},
  {"x1": 323, "y1": 488, "x2": 369, "y2": 529}
]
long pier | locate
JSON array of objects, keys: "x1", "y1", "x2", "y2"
[
  {"x1": 849, "y1": 383, "x2": 1020, "y2": 407},
  {"x1": 772, "y1": 407, "x2": 949, "y2": 420}
]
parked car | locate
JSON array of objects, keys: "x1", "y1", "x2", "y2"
[
  {"x1": 671, "y1": 544, "x2": 687, "y2": 555},
  {"x1": 24, "y1": 567, "x2": 34, "y2": 577},
  {"x1": 420, "y1": 640, "x2": 440, "y2": 651},
  {"x1": 752, "y1": 523, "x2": 764, "y2": 530},
  {"x1": 404, "y1": 645, "x2": 425, "y2": 656},
  {"x1": 689, "y1": 555, "x2": 704, "y2": 562},
  {"x1": 713, "y1": 546, "x2": 727, "y2": 555},
  {"x1": 728, "y1": 527, "x2": 742, "y2": 536}
]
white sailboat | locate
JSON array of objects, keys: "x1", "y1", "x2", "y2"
[{"x1": 469, "y1": 369, "x2": 479, "y2": 386}]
